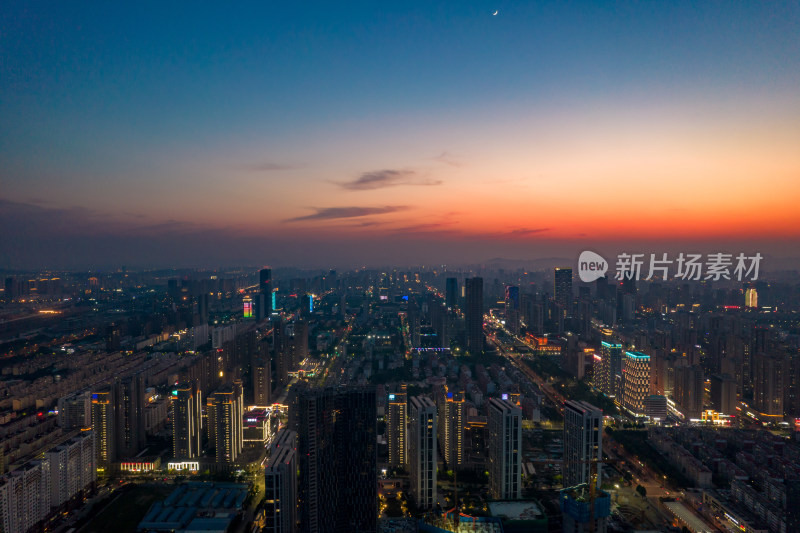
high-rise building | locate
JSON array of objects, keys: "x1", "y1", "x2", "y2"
[
  {"x1": 745, "y1": 287, "x2": 758, "y2": 308},
  {"x1": 273, "y1": 319, "x2": 292, "y2": 388},
  {"x1": 198, "y1": 293, "x2": 210, "y2": 324},
  {"x1": 437, "y1": 388, "x2": 466, "y2": 469},
  {"x1": 709, "y1": 374, "x2": 737, "y2": 415},
  {"x1": 563, "y1": 400, "x2": 603, "y2": 488},
  {"x1": 622, "y1": 351, "x2": 651, "y2": 417},
  {"x1": 445, "y1": 277, "x2": 458, "y2": 310},
  {"x1": 115, "y1": 373, "x2": 146, "y2": 459},
  {"x1": 673, "y1": 366, "x2": 704, "y2": 419},
  {"x1": 596, "y1": 341, "x2": 622, "y2": 398},
  {"x1": 753, "y1": 352, "x2": 785, "y2": 417},
  {"x1": 172, "y1": 381, "x2": 202, "y2": 459},
  {"x1": 252, "y1": 356, "x2": 272, "y2": 405},
  {"x1": 407, "y1": 300, "x2": 421, "y2": 349},
  {"x1": 105, "y1": 323, "x2": 121, "y2": 352},
  {"x1": 259, "y1": 268, "x2": 273, "y2": 319},
  {"x1": 57, "y1": 390, "x2": 91, "y2": 430},
  {"x1": 408, "y1": 396, "x2": 437, "y2": 509},
  {"x1": 290, "y1": 320, "x2": 309, "y2": 367},
  {"x1": 91, "y1": 389, "x2": 116, "y2": 470},
  {"x1": 487, "y1": 398, "x2": 522, "y2": 500},
  {"x1": 209, "y1": 382, "x2": 244, "y2": 469},
  {"x1": 298, "y1": 388, "x2": 377, "y2": 533},
  {"x1": 387, "y1": 390, "x2": 408, "y2": 469},
  {"x1": 0, "y1": 459, "x2": 51, "y2": 533},
  {"x1": 45, "y1": 431, "x2": 96, "y2": 512},
  {"x1": 464, "y1": 277, "x2": 484, "y2": 355},
  {"x1": 554, "y1": 268, "x2": 573, "y2": 318},
  {"x1": 265, "y1": 429, "x2": 298, "y2": 533},
  {"x1": 504, "y1": 285, "x2": 520, "y2": 335}
]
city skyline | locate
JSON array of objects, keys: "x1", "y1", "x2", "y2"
[
  {"x1": 2, "y1": 262, "x2": 800, "y2": 532},
  {"x1": 4, "y1": 4, "x2": 800, "y2": 532},
  {"x1": 2, "y1": 2, "x2": 800, "y2": 268}
]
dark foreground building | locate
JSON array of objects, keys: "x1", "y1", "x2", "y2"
[{"x1": 297, "y1": 387, "x2": 377, "y2": 533}]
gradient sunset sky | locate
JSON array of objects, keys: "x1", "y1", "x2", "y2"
[{"x1": 2, "y1": 2, "x2": 799, "y2": 268}]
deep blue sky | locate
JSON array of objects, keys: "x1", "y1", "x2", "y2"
[{"x1": 2, "y1": 2, "x2": 799, "y2": 268}]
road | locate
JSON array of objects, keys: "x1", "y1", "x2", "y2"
[
  {"x1": 487, "y1": 320, "x2": 679, "y2": 516},
  {"x1": 485, "y1": 329, "x2": 566, "y2": 412}
]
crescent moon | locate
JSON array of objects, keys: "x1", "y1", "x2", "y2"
[{"x1": 493, "y1": 10, "x2": 498, "y2": 15}]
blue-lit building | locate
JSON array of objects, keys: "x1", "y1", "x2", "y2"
[{"x1": 559, "y1": 484, "x2": 611, "y2": 533}]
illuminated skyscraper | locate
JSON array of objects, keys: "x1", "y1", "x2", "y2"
[
  {"x1": 488, "y1": 398, "x2": 522, "y2": 500},
  {"x1": 172, "y1": 381, "x2": 202, "y2": 459},
  {"x1": 745, "y1": 287, "x2": 758, "y2": 308},
  {"x1": 597, "y1": 340, "x2": 623, "y2": 398},
  {"x1": 243, "y1": 295, "x2": 253, "y2": 318},
  {"x1": 408, "y1": 396, "x2": 437, "y2": 509},
  {"x1": 437, "y1": 388, "x2": 466, "y2": 469},
  {"x1": 259, "y1": 268, "x2": 273, "y2": 319},
  {"x1": 91, "y1": 389, "x2": 116, "y2": 470},
  {"x1": 387, "y1": 390, "x2": 408, "y2": 469},
  {"x1": 563, "y1": 400, "x2": 603, "y2": 488},
  {"x1": 622, "y1": 351, "x2": 651, "y2": 417},
  {"x1": 209, "y1": 382, "x2": 244, "y2": 469},
  {"x1": 554, "y1": 268, "x2": 572, "y2": 317},
  {"x1": 464, "y1": 277, "x2": 484, "y2": 355}
]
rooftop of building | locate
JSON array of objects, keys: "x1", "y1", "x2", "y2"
[
  {"x1": 662, "y1": 501, "x2": 715, "y2": 533},
  {"x1": 137, "y1": 482, "x2": 248, "y2": 532},
  {"x1": 488, "y1": 500, "x2": 545, "y2": 521}
]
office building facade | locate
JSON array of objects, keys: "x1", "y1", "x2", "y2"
[
  {"x1": 563, "y1": 400, "x2": 603, "y2": 488},
  {"x1": 488, "y1": 398, "x2": 522, "y2": 500},
  {"x1": 297, "y1": 388, "x2": 377, "y2": 533},
  {"x1": 464, "y1": 277, "x2": 484, "y2": 355},
  {"x1": 409, "y1": 396, "x2": 437, "y2": 509}
]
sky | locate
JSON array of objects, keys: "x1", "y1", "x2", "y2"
[{"x1": 2, "y1": 1, "x2": 799, "y2": 269}]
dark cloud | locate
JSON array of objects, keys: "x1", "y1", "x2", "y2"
[
  {"x1": 284, "y1": 205, "x2": 410, "y2": 222},
  {"x1": 238, "y1": 162, "x2": 296, "y2": 172},
  {"x1": 506, "y1": 227, "x2": 551, "y2": 236},
  {"x1": 391, "y1": 222, "x2": 454, "y2": 233},
  {"x1": 432, "y1": 151, "x2": 462, "y2": 168},
  {"x1": 0, "y1": 198, "x2": 215, "y2": 239},
  {"x1": 0, "y1": 198, "x2": 107, "y2": 234},
  {"x1": 336, "y1": 169, "x2": 442, "y2": 190},
  {"x1": 2, "y1": 198, "x2": 796, "y2": 272}
]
